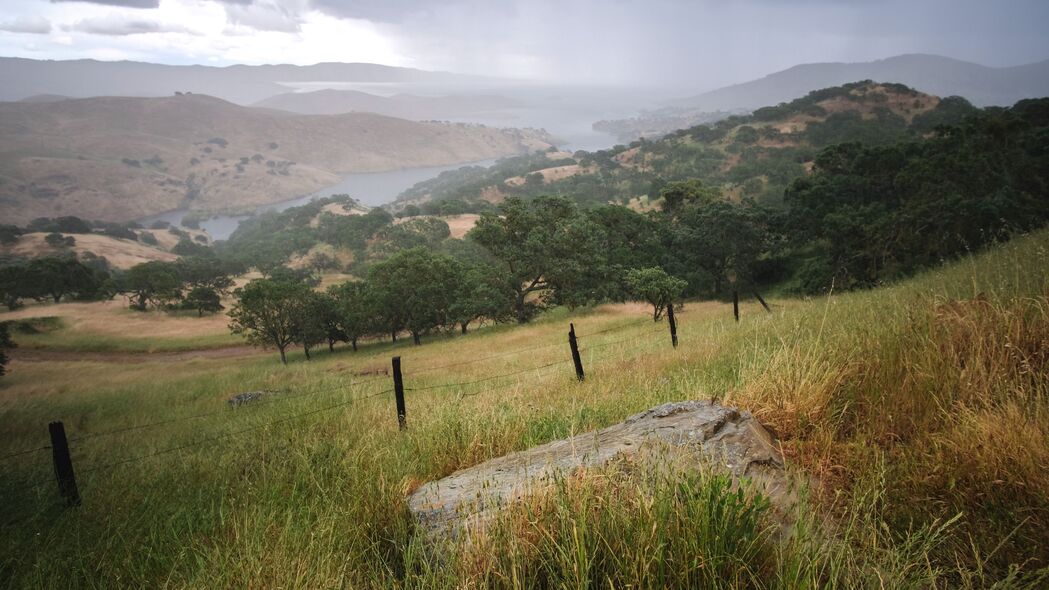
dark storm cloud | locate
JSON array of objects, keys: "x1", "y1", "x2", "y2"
[
  {"x1": 65, "y1": 15, "x2": 193, "y2": 36},
  {"x1": 9, "y1": 0, "x2": 1049, "y2": 86},
  {"x1": 342, "y1": 0, "x2": 1049, "y2": 86},
  {"x1": 50, "y1": 0, "x2": 160, "y2": 8}
]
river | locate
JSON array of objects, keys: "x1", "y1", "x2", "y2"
[{"x1": 139, "y1": 158, "x2": 497, "y2": 241}]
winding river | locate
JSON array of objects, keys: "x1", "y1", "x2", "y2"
[{"x1": 140, "y1": 158, "x2": 497, "y2": 241}]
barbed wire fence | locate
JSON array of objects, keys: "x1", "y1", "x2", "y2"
[{"x1": 1, "y1": 312, "x2": 682, "y2": 511}]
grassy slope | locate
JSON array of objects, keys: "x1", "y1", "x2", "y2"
[
  {"x1": 1, "y1": 231, "x2": 1047, "y2": 587},
  {"x1": 0, "y1": 94, "x2": 554, "y2": 224},
  {"x1": 2, "y1": 301, "x2": 241, "y2": 352}
]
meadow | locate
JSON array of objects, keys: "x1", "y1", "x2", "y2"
[{"x1": 1, "y1": 230, "x2": 1047, "y2": 588}]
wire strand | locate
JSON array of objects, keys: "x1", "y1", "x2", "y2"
[
  {"x1": 404, "y1": 339, "x2": 564, "y2": 375},
  {"x1": 67, "y1": 378, "x2": 386, "y2": 443},
  {"x1": 78, "y1": 389, "x2": 393, "y2": 476},
  {"x1": 575, "y1": 319, "x2": 652, "y2": 338},
  {"x1": 0, "y1": 445, "x2": 52, "y2": 462},
  {"x1": 406, "y1": 358, "x2": 573, "y2": 392}
]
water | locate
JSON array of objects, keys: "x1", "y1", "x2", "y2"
[
  {"x1": 140, "y1": 81, "x2": 651, "y2": 240},
  {"x1": 140, "y1": 159, "x2": 496, "y2": 240}
]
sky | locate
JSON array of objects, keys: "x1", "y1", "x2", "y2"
[{"x1": 1, "y1": 0, "x2": 1048, "y2": 89}]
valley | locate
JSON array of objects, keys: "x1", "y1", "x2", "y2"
[{"x1": 1, "y1": 14, "x2": 1048, "y2": 585}]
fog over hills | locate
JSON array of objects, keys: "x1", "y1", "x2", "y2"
[
  {"x1": 595, "y1": 54, "x2": 1049, "y2": 140},
  {"x1": 675, "y1": 54, "x2": 1049, "y2": 111},
  {"x1": 254, "y1": 89, "x2": 524, "y2": 119},
  {"x1": 0, "y1": 57, "x2": 490, "y2": 105}
]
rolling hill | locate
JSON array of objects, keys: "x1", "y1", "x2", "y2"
[
  {"x1": 674, "y1": 54, "x2": 1049, "y2": 111},
  {"x1": 398, "y1": 81, "x2": 960, "y2": 210},
  {"x1": 0, "y1": 93, "x2": 554, "y2": 224},
  {"x1": 597, "y1": 54, "x2": 1049, "y2": 140}
]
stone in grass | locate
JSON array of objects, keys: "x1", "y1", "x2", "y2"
[
  {"x1": 408, "y1": 400, "x2": 795, "y2": 538},
  {"x1": 227, "y1": 389, "x2": 284, "y2": 407}
]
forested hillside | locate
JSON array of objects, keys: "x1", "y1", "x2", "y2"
[{"x1": 396, "y1": 81, "x2": 974, "y2": 209}]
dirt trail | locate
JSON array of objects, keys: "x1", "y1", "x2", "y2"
[{"x1": 9, "y1": 345, "x2": 264, "y2": 364}]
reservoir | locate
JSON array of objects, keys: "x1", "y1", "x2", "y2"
[{"x1": 140, "y1": 158, "x2": 497, "y2": 240}]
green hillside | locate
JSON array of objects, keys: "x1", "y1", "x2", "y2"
[
  {"x1": 2, "y1": 227, "x2": 1047, "y2": 587},
  {"x1": 395, "y1": 81, "x2": 979, "y2": 210}
]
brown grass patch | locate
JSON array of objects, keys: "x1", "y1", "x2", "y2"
[{"x1": 5, "y1": 232, "x2": 178, "y2": 269}]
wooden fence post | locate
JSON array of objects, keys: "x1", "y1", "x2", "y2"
[
  {"x1": 568, "y1": 323, "x2": 585, "y2": 381},
  {"x1": 48, "y1": 421, "x2": 80, "y2": 507},
  {"x1": 666, "y1": 300, "x2": 678, "y2": 348},
  {"x1": 733, "y1": 290, "x2": 740, "y2": 323},
  {"x1": 753, "y1": 290, "x2": 771, "y2": 313},
  {"x1": 392, "y1": 356, "x2": 406, "y2": 431}
]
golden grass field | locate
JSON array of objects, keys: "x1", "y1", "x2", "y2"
[{"x1": 0, "y1": 230, "x2": 1047, "y2": 587}]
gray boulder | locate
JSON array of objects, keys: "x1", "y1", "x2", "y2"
[
  {"x1": 408, "y1": 400, "x2": 793, "y2": 537},
  {"x1": 227, "y1": 389, "x2": 283, "y2": 406}
]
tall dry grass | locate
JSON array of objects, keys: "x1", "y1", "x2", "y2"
[{"x1": 0, "y1": 231, "x2": 1047, "y2": 587}]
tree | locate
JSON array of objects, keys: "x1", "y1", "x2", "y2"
[
  {"x1": 171, "y1": 238, "x2": 211, "y2": 257},
  {"x1": 0, "y1": 322, "x2": 13, "y2": 377},
  {"x1": 624, "y1": 267, "x2": 687, "y2": 321},
  {"x1": 328, "y1": 281, "x2": 376, "y2": 351},
  {"x1": 371, "y1": 217, "x2": 451, "y2": 258},
  {"x1": 228, "y1": 278, "x2": 311, "y2": 364},
  {"x1": 122, "y1": 261, "x2": 182, "y2": 310},
  {"x1": 469, "y1": 196, "x2": 607, "y2": 323},
  {"x1": 368, "y1": 248, "x2": 460, "y2": 345},
  {"x1": 45, "y1": 232, "x2": 75, "y2": 249},
  {"x1": 670, "y1": 201, "x2": 771, "y2": 296},
  {"x1": 28, "y1": 216, "x2": 91, "y2": 234},
  {"x1": 398, "y1": 204, "x2": 422, "y2": 218},
  {"x1": 659, "y1": 179, "x2": 720, "y2": 215},
  {"x1": 182, "y1": 286, "x2": 223, "y2": 316},
  {"x1": 23, "y1": 256, "x2": 97, "y2": 303},
  {"x1": 0, "y1": 225, "x2": 23, "y2": 246},
  {"x1": 450, "y1": 261, "x2": 514, "y2": 333},
  {"x1": 289, "y1": 291, "x2": 330, "y2": 360},
  {"x1": 0, "y1": 262, "x2": 28, "y2": 310},
  {"x1": 176, "y1": 257, "x2": 234, "y2": 294}
]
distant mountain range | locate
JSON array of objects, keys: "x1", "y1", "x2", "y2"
[
  {"x1": 0, "y1": 93, "x2": 553, "y2": 224},
  {"x1": 674, "y1": 54, "x2": 1049, "y2": 111},
  {"x1": 254, "y1": 89, "x2": 523, "y2": 120},
  {"x1": 0, "y1": 57, "x2": 490, "y2": 104},
  {"x1": 596, "y1": 54, "x2": 1049, "y2": 141}
]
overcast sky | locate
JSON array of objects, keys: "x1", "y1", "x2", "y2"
[{"x1": 1, "y1": 0, "x2": 1047, "y2": 89}]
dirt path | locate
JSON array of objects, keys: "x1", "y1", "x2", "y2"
[{"x1": 9, "y1": 345, "x2": 265, "y2": 364}]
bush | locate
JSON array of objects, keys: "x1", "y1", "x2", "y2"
[{"x1": 45, "y1": 232, "x2": 75, "y2": 249}]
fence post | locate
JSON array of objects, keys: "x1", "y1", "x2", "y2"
[
  {"x1": 568, "y1": 323, "x2": 585, "y2": 381},
  {"x1": 392, "y1": 356, "x2": 406, "y2": 431},
  {"x1": 666, "y1": 300, "x2": 678, "y2": 348},
  {"x1": 48, "y1": 421, "x2": 80, "y2": 507},
  {"x1": 753, "y1": 290, "x2": 771, "y2": 313},
  {"x1": 733, "y1": 290, "x2": 740, "y2": 323}
]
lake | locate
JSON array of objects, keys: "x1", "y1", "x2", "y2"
[{"x1": 139, "y1": 159, "x2": 497, "y2": 240}]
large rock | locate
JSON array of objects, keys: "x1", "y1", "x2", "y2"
[{"x1": 408, "y1": 400, "x2": 792, "y2": 536}]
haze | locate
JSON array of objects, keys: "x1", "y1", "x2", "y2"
[{"x1": 0, "y1": 0, "x2": 1047, "y2": 90}]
